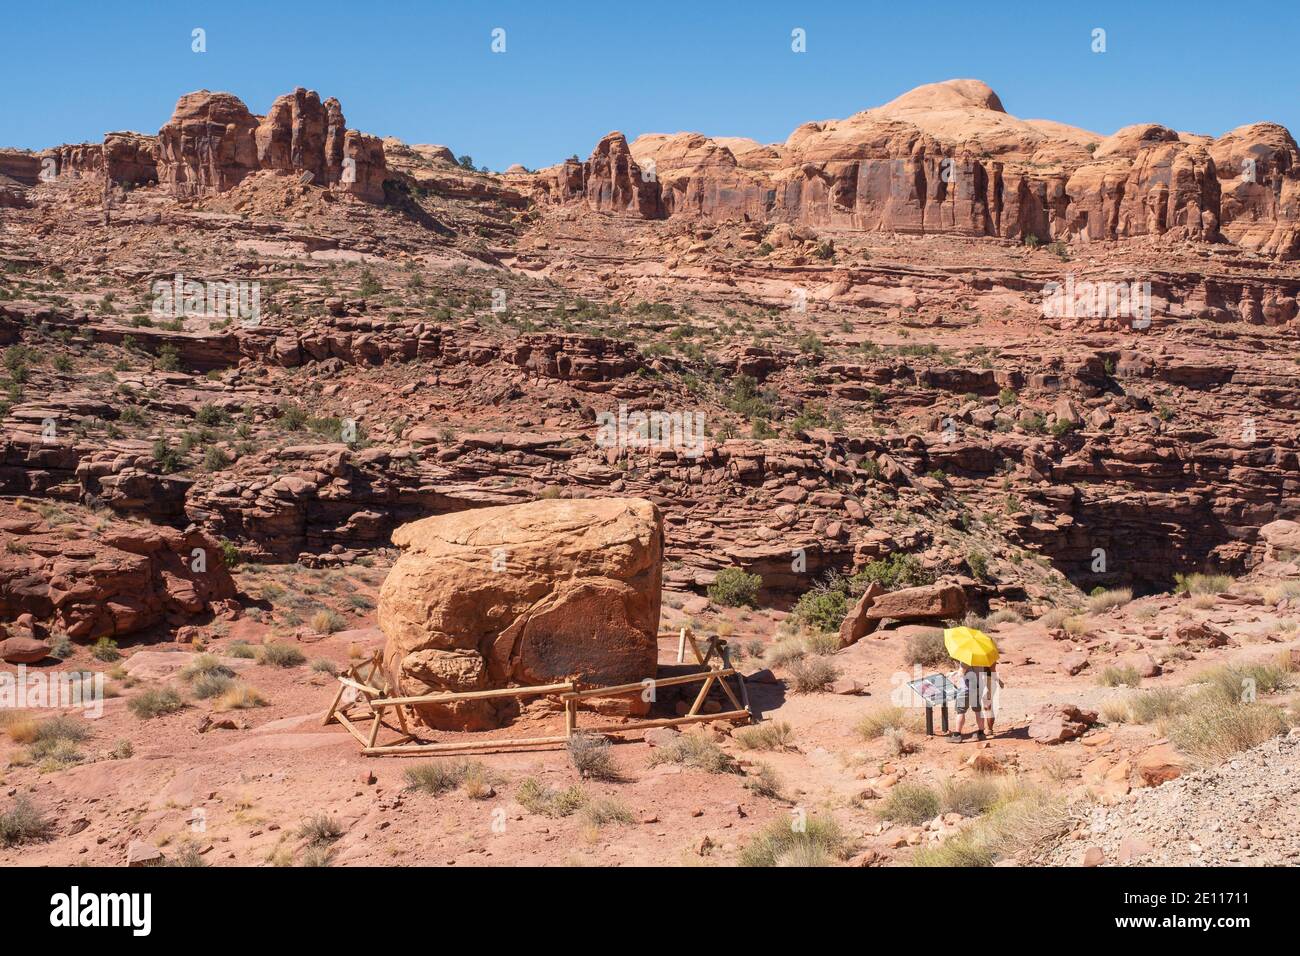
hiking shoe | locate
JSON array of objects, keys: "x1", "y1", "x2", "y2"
[
  {"x1": 976, "y1": 731, "x2": 988, "y2": 741},
  {"x1": 947, "y1": 733, "x2": 963, "y2": 743}
]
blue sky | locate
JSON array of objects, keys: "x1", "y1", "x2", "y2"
[{"x1": 2, "y1": 1, "x2": 1298, "y2": 170}]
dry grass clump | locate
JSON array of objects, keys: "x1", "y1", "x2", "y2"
[
  {"x1": 192, "y1": 673, "x2": 235, "y2": 700},
  {"x1": 1166, "y1": 697, "x2": 1287, "y2": 763},
  {"x1": 904, "y1": 628, "x2": 949, "y2": 666},
  {"x1": 1097, "y1": 664, "x2": 1141, "y2": 688},
  {"x1": 762, "y1": 629, "x2": 840, "y2": 667},
  {"x1": 226, "y1": 641, "x2": 257, "y2": 659},
  {"x1": 257, "y1": 642, "x2": 305, "y2": 667},
  {"x1": 1196, "y1": 659, "x2": 1294, "y2": 703},
  {"x1": 128, "y1": 686, "x2": 185, "y2": 719},
  {"x1": 580, "y1": 798, "x2": 634, "y2": 828},
  {"x1": 0, "y1": 796, "x2": 52, "y2": 846},
  {"x1": 516, "y1": 778, "x2": 586, "y2": 817},
  {"x1": 914, "y1": 783, "x2": 1071, "y2": 867},
  {"x1": 296, "y1": 814, "x2": 344, "y2": 845},
  {"x1": 743, "y1": 761, "x2": 785, "y2": 799},
  {"x1": 875, "y1": 782, "x2": 940, "y2": 825},
  {"x1": 857, "y1": 706, "x2": 917, "y2": 740},
  {"x1": 567, "y1": 733, "x2": 623, "y2": 781},
  {"x1": 786, "y1": 655, "x2": 841, "y2": 693},
  {"x1": 1038, "y1": 608, "x2": 1073, "y2": 629},
  {"x1": 214, "y1": 683, "x2": 268, "y2": 710},
  {"x1": 310, "y1": 609, "x2": 347, "y2": 635},
  {"x1": 1258, "y1": 581, "x2": 1300, "y2": 606},
  {"x1": 180, "y1": 654, "x2": 234, "y2": 682},
  {"x1": 647, "y1": 733, "x2": 738, "y2": 773},
  {"x1": 1128, "y1": 687, "x2": 1187, "y2": 724},
  {"x1": 738, "y1": 814, "x2": 850, "y2": 867},
  {"x1": 1086, "y1": 587, "x2": 1132, "y2": 613},
  {"x1": 1174, "y1": 572, "x2": 1234, "y2": 596},
  {"x1": 1099, "y1": 698, "x2": 1131, "y2": 724},
  {"x1": 734, "y1": 720, "x2": 795, "y2": 752},
  {"x1": 939, "y1": 777, "x2": 1000, "y2": 817},
  {"x1": 404, "y1": 759, "x2": 495, "y2": 798}
]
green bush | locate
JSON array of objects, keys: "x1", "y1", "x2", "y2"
[{"x1": 708, "y1": 567, "x2": 762, "y2": 608}]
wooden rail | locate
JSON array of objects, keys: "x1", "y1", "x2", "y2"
[{"x1": 323, "y1": 626, "x2": 750, "y2": 757}]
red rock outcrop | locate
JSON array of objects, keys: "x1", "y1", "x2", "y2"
[
  {"x1": 0, "y1": 503, "x2": 237, "y2": 640},
  {"x1": 540, "y1": 132, "x2": 661, "y2": 217},
  {"x1": 156, "y1": 88, "x2": 386, "y2": 202},
  {"x1": 539, "y1": 79, "x2": 1234, "y2": 246}
]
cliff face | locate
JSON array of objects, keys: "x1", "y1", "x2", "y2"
[
  {"x1": 534, "y1": 78, "x2": 1288, "y2": 254},
  {"x1": 156, "y1": 88, "x2": 388, "y2": 202},
  {"x1": 10, "y1": 87, "x2": 387, "y2": 204}
]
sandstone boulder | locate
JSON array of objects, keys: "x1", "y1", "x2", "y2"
[
  {"x1": 838, "y1": 582, "x2": 882, "y2": 646},
  {"x1": 0, "y1": 636, "x2": 50, "y2": 664},
  {"x1": 865, "y1": 583, "x2": 966, "y2": 621},
  {"x1": 379, "y1": 498, "x2": 662, "y2": 730},
  {"x1": 1135, "y1": 742, "x2": 1190, "y2": 787},
  {"x1": 1028, "y1": 703, "x2": 1097, "y2": 744}
]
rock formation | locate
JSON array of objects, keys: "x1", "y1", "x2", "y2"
[
  {"x1": 379, "y1": 498, "x2": 662, "y2": 730},
  {"x1": 0, "y1": 503, "x2": 237, "y2": 640}
]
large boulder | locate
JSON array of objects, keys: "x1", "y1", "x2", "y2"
[
  {"x1": 865, "y1": 583, "x2": 966, "y2": 621},
  {"x1": 379, "y1": 498, "x2": 662, "y2": 730},
  {"x1": 1028, "y1": 703, "x2": 1098, "y2": 744}
]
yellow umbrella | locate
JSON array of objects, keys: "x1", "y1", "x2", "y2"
[{"x1": 943, "y1": 626, "x2": 999, "y2": 667}]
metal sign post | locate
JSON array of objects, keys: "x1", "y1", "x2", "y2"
[{"x1": 907, "y1": 673, "x2": 960, "y2": 736}]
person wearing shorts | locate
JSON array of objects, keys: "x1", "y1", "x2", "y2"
[{"x1": 948, "y1": 662, "x2": 997, "y2": 742}]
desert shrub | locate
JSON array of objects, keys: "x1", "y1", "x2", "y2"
[
  {"x1": 48, "y1": 634, "x2": 73, "y2": 659},
  {"x1": 967, "y1": 551, "x2": 990, "y2": 582},
  {"x1": 1128, "y1": 687, "x2": 1187, "y2": 724},
  {"x1": 905, "y1": 628, "x2": 949, "y2": 667},
  {"x1": 1100, "y1": 698, "x2": 1131, "y2": 724},
  {"x1": 1198, "y1": 661, "x2": 1293, "y2": 703},
  {"x1": 939, "y1": 778, "x2": 1000, "y2": 816},
  {"x1": 165, "y1": 839, "x2": 209, "y2": 867},
  {"x1": 876, "y1": 782, "x2": 940, "y2": 825},
  {"x1": 914, "y1": 783, "x2": 1069, "y2": 867},
  {"x1": 734, "y1": 721, "x2": 795, "y2": 751},
  {"x1": 180, "y1": 653, "x2": 234, "y2": 682},
  {"x1": 214, "y1": 683, "x2": 267, "y2": 710},
  {"x1": 567, "y1": 733, "x2": 622, "y2": 781},
  {"x1": 739, "y1": 814, "x2": 849, "y2": 867},
  {"x1": 128, "y1": 687, "x2": 184, "y2": 719},
  {"x1": 296, "y1": 814, "x2": 343, "y2": 845},
  {"x1": 310, "y1": 609, "x2": 347, "y2": 634},
  {"x1": 1166, "y1": 696, "x2": 1287, "y2": 763},
  {"x1": 787, "y1": 586, "x2": 850, "y2": 634},
  {"x1": 788, "y1": 555, "x2": 935, "y2": 634},
  {"x1": 91, "y1": 637, "x2": 120, "y2": 662},
  {"x1": 647, "y1": 733, "x2": 737, "y2": 773},
  {"x1": 0, "y1": 797, "x2": 51, "y2": 846},
  {"x1": 708, "y1": 567, "x2": 762, "y2": 608},
  {"x1": 857, "y1": 706, "x2": 912, "y2": 740},
  {"x1": 733, "y1": 762, "x2": 780, "y2": 801},
  {"x1": 258, "y1": 642, "x2": 305, "y2": 667},
  {"x1": 786, "y1": 656, "x2": 841, "y2": 693},
  {"x1": 226, "y1": 640, "x2": 256, "y2": 659},
  {"x1": 1097, "y1": 665, "x2": 1141, "y2": 688},
  {"x1": 309, "y1": 658, "x2": 339, "y2": 675},
  {"x1": 1086, "y1": 587, "x2": 1132, "y2": 613},
  {"x1": 404, "y1": 759, "x2": 491, "y2": 796},
  {"x1": 191, "y1": 673, "x2": 234, "y2": 700},
  {"x1": 1174, "y1": 572, "x2": 1233, "y2": 596},
  {"x1": 580, "y1": 798, "x2": 634, "y2": 828},
  {"x1": 516, "y1": 778, "x2": 586, "y2": 817}
]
